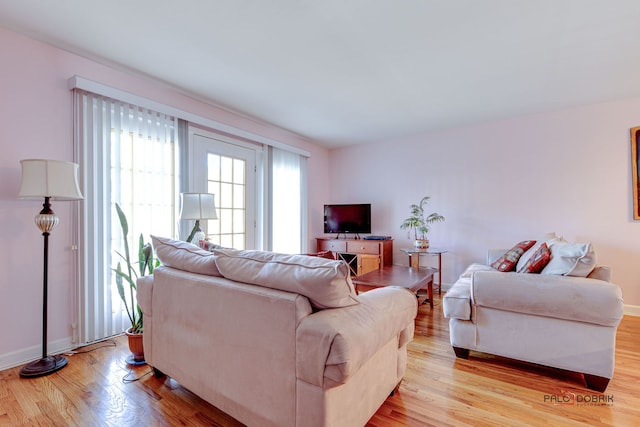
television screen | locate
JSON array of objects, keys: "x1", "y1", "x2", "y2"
[{"x1": 324, "y1": 204, "x2": 371, "y2": 234}]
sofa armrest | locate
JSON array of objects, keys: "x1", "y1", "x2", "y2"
[
  {"x1": 296, "y1": 286, "x2": 417, "y2": 388},
  {"x1": 137, "y1": 275, "x2": 154, "y2": 316},
  {"x1": 443, "y1": 277, "x2": 472, "y2": 320},
  {"x1": 471, "y1": 271, "x2": 623, "y2": 327},
  {"x1": 136, "y1": 275, "x2": 155, "y2": 361}
]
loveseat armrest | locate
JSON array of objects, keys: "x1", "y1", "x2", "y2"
[
  {"x1": 471, "y1": 271, "x2": 623, "y2": 327},
  {"x1": 296, "y1": 286, "x2": 417, "y2": 388}
]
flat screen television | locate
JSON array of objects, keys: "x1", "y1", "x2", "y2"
[{"x1": 324, "y1": 204, "x2": 371, "y2": 235}]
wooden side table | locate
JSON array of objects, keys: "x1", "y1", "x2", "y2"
[{"x1": 400, "y1": 247, "x2": 447, "y2": 294}]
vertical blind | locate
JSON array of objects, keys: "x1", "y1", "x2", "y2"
[
  {"x1": 73, "y1": 90, "x2": 178, "y2": 344},
  {"x1": 270, "y1": 147, "x2": 307, "y2": 253},
  {"x1": 72, "y1": 86, "x2": 307, "y2": 345}
]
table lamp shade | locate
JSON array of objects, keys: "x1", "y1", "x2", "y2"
[
  {"x1": 179, "y1": 193, "x2": 217, "y2": 220},
  {"x1": 18, "y1": 159, "x2": 83, "y2": 200}
]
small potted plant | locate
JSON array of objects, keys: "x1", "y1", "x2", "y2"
[
  {"x1": 113, "y1": 203, "x2": 157, "y2": 364},
  {"x1": 400, "y1": 196, "x2": 445, "y2": 249}
]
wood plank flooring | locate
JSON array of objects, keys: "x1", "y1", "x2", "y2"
[{"x1": 1, "y1": 294, "x2": 639, "y2": 426}]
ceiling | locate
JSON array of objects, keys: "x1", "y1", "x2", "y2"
[{"x1": 2, "y1": 1, "x2": 640, "y2": 148}]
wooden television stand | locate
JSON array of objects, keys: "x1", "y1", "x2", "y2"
[{"x1": 316, "y1": 237, "x2": 393, "y2": 276}]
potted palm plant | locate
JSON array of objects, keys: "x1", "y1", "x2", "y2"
[
  {"x1": 400, "y1": 196, "x2": 445, "y2": 249},
  {"x1": 113, "y1": 203, "x2": 156, "y2": 364}
]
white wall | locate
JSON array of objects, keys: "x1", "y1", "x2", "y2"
[
  {"x1": 0, "y1": 27, "x2": 330, "y2": 369},
  {"x1": 327, "y1": 98, "x2": 640, "y2": 312}
]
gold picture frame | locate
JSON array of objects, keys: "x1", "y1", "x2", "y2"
[{"x1": 632, "y1": 126, "x2": 640, "y2": 219}]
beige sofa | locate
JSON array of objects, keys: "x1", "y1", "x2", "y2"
[
  {"x1": 443, "y1": 238, "x2": 624, "y2": 392},
  {"x1": 137, "y1": 236, "x2": 418, "y2": 427}
]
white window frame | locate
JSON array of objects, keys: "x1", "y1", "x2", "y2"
[{"x1": 187, "y1": 127, "x2": 262, "y2": 249}]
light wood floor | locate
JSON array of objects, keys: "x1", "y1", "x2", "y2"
[{"x1": 1, "y1": 294, "x2": 639, "y2": 426}]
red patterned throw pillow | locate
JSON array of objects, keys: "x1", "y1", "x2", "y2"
[
  {"x1": 490, "y1": 240, "x2": 536, "y2": 272},
  {"x1": 517, "y1": 242, "x2": 551, "y2": 273}
]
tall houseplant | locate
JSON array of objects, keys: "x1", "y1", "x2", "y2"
[
  {"x1": 400, "y1": 196, "x2": 445, "y2": 249},
  {"x1": 113, "y1": 203, "x2": 155, "y2": 362}
]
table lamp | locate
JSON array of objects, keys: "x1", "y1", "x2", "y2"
[
  {"x1": 18, "y1": 159, "x2": 83, "y2": 377},
  {"x1": 179, "y1": 192, "x2": 217, "y2": 244}
]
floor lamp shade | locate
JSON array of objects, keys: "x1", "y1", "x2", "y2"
[
  {"x1": 17, "y1": 159, "x2": 83, "y2": 378},
  {"x1": 18, "y1": 159, "x2": 83, "y2": 201},
  {"x1": 180, "y1": 193, "x2": 217, "y2": 243}
]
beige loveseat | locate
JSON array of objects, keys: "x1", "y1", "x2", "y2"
[
  {"x1": 137, "y1": 236, "x2": 418, "y2": 427},
  {"x1": 443, "y1": 236, "x2": 624, "y2": 392}
]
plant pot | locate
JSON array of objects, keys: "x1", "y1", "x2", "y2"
[
  {"x1": 125, "y1": 327, "x2": 145, "y2": 364},
  {"x1": 414, "y1": 239, "x2": 430, "y2": 250}
]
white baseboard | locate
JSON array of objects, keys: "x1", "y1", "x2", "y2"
[
  {"x1": 624, "y1": 304, "x2": 640, "y2": 317},
  {"x1": 0, "y1": 336, "x2": 75, "y2": 372}
]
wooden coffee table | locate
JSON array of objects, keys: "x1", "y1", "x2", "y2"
[{"x1": 352, "y1": 265, "x2": 436, "y2": 308}]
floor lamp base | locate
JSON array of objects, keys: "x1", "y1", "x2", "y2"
[{"x1": 19, "y1": 355, "x2": 68, "y2": 378}]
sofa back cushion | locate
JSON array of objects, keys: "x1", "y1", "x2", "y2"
[
  {"x1": 151, "y1": 235, "x2": 222, "y2": 276},
  {"x1": 214, "y1": 249, "x2": 359, "y2": 309},
  {"x1": 588, "y1": 265, "x2": 611, "y2": 282}
]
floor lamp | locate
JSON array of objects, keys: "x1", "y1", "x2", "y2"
[
  {"x1": 18, "y1": 159, "x2": 83, "y2": 378},
  {"x1": 180, "y1": 192, "x2": 217, "y2": 244}
]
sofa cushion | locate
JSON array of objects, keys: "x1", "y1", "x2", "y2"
[
  {"x1": 517, "y1": 242, "x2": 551, "y2": 273},
  {"x1": 471, "y1": 270, "x2": 623, "y2": 326},
  {"x1": 214, "y1": 249, "x2": 359, "y2": 309},
  {"x1": 541, "y1": 241, "x2": 597, "y2": 277},
  {"x1": 151, "y1": 235, "x2": 222, "y2": 276},
  {"x1": 588, "y1": 265, "x2": 611, "y2": 282},
  {"x1": 490, "y1": 240, "x2": 536, "y2": 272}
]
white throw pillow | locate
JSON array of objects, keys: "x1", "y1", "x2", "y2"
[
  {"x1": 214, "y1": 249, "x2": 359, "y2": 309},
  {"x1": 540, "y1": 241, "x2": 597, "y2": 277}
]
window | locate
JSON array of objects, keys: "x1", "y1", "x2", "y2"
[
  {"x1": 74, "y1": 90, "x2": 178, "y2": 344},
  {"x1": 72, "y1": 82, "x2": 308, "y2": 346},
  {"x1": 206, "y1": 153, "x2": 247, "y2": 249}
]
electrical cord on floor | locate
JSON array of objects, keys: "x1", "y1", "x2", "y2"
[
  {"x1": 122, "y1": 365, "x2": 154, "y2": 383},
  {"x1": 63, "y1": 339, "x2": 118, "y2": 356},
  {"x1": 57, "y1": 334, "x2": 155, "y2": 383}
]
